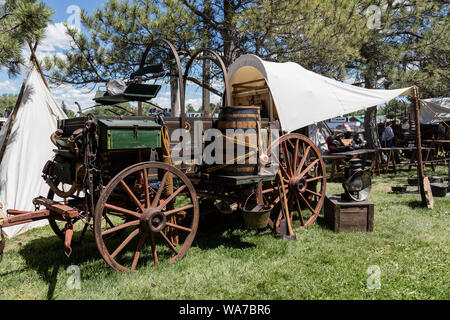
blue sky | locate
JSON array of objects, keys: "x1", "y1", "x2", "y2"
[{"x1": 0, "y1": 0, "x2": 216, "y2": 113}]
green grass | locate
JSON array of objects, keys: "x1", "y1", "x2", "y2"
[{"x1": 0, "y1": 166, "x2": 449, "y2": 300}]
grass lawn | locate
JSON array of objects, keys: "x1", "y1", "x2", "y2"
[{"x1": 0, "y1": 165, "x2": 449, "y2": 300}]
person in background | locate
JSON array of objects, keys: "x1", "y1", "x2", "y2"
[
  {"x1": 437, "y1": 122, "x2": 446, "y2": 140},
  {"x1": 326, "y1": 134, "x2": 354, "y2": 154},
  {"x1": 401, "y1": 119, "x2": 410, "y2": 131},
  {"x1": 381, "y1": 122, "x2": 395, "y2": 147},
  {"x1": 352, "y1": 133, "x2": 367, "y2": 149}
]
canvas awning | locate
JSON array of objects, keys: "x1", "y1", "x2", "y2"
[
  {"x1": 228, "y1": 54, "x2": 413, "y2": 133},
  {"x1": 419, "y1": 97, "x2": 450, "y2": 124}
]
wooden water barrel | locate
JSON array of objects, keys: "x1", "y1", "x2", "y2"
[
  {"x1": 216, "y1": 106, "x2": 260, "y2": 130},
  {"x1": 215, "y1": 106, "x2": 261, "y2": 176}
]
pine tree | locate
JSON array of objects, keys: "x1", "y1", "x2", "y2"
[
  {"x1": 0, "y1": 93, "x2": 18, "y2": 116},
  {"x1": 0, "y1": 0, "x2": 53, "y2": 76},
  {"x1": 352, "y1": 1, "x2": 449, "y2": 148},
  {"x1": 61, "y1": 100, "x2": 76, "y2": 118},
  {"x1": 43, "y1": 0, "x2": 365, "y2": 93}
]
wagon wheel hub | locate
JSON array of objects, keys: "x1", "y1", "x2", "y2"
[
  {"x1": 289, "y1": 176, "x2": 307, "y2": 193},
  {"x1": 141, "y1": 208, "x2": 167, "y2": 233}
]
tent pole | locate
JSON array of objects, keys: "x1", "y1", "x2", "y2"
[
  {"x1": 413, "y1": 86, "x2": 427, "y2": 206},
  {"x1": 0, "y1": 43, "x2": 39, "y2": 165},
  {"x1": 27, "y1": 42, "x2": 49, "y2": 90}
]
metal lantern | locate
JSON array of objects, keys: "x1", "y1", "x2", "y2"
[{"x1": 341, "y1": 158, "x2": 371, "y2": 202}]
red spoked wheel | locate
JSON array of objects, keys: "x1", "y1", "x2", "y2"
[
  {"x1": 267, "y1": 133, "x2": 326, "y2": 232},
  {"x1": 94, "y1": 161, "x2": 199, "y2": 272}
]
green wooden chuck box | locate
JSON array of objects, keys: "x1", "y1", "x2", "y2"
[{"x1": 97, "y1": 119, "x2": 161, "y2": 150}]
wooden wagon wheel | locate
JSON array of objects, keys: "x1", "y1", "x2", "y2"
[
  {"x1": 266, "y1": 133, "x2": 326, "y2": 232},
  {"x1": 46, "y1": 178, "x2": 91, "y2": 243},
  {"x1": 94, "y1": 161, "x2": 199, "y2": 272}
]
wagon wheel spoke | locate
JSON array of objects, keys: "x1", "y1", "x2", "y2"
[
  {"x1": 293, "y1": 139, "x2": 299, "y2": 174},
  {"x1": 164, "y1": 204, "x2": 194, "y2": 217},
  {"x1": 159, "y1": 230, "x2": 179, "y2": 255},
  {"x1": 149, "y1": 231, "x2": 158, "y2": 267},
  {"x1": 131, "y1": 232, "x2": 147, "y2": 271},
  {"x1": 282, "y1": 141, "x2": 293, "y2": 177},
  {"x1": 305, "y1": 175, "x2": 324, "y2": 183},
  {"x1": 143, "y1": 168, "x2": 150, "y2": 208},
  {"x1": 157, "y1": 185, "x2": 187, "y2": 210},
  {"x1": 298, "y1": 158, "x2": 319, "y2": 179},
  {"x1": 294, "y1": 195, "x2": 305, "y2": 227},
  {"x1": 111, "y1": 228, "x2": 140, "y2": 259},
  {"x1": 103, "y1": 214, "x2": 116, "y2": 229},
  {"x1": 104, "y1": 203, "x2": 141, "y2": 219},
  {"x1": 151, "y1": 170, "x2": 169, "y2": 207},
  {"x1": 102, "y1": 220, "x2": 140, "y2": 236},
  {"x1": 305, "y1": 188, "x2": 321, "y2": 197},
  {"x1": 298, "y1": 192, "x2": 316, "y2": 215},
  {"x1": 166, "y1": 222, "x2": 192, "y2": 233},
  {"x1": 120, "y1": 180, "x2": 144, "y2": 212},
  {"x1": 296, "y1": 145, "x2": 310, "y2": 177},
  {"x1": 279, "y1": 162, "x2": 290, "y2": 179}
]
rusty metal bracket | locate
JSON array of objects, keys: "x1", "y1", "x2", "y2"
[{"x1": 64, "y1": 221, "x2": 74, "y2": 258}]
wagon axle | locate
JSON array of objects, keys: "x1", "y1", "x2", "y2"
[
  {"x1": 141, "y1": 209, "x2": 167, "y2": 233},
  {"x1": 290, "y1": 176, "x2": 308, "y2": 193}
]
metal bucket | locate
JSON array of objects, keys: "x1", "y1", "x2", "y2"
[
  {"x1": 242, "y1": 193, "x2": 271, "y2": 229},
  {"x1": 430, "y1": 183, "x2": 448, "y2": 197}
]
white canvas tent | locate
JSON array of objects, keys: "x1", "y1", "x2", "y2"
[
  {"x1": 0, "y1": 67, "x2": 67, "y2": 238},
  {"x1": 228, "y1": 54, "x2": 413, "y2": 133},
  {"x1": 419, "y1": 97, "x2": 450, "y2": 124}
]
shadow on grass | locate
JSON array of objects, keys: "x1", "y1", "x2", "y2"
[
  {"x1": 406, "y1": 200, "x2": 426, "y2": 209},
  {"x1": 17, "y1": 231, "x2": 102, "y2": 300},
  {"x1": 316, "y1": 216, "x2": 328, "y2": 229},
  {"x1": 14, "y1": 212, "x2": 260, "y2": 300},
  {"x1": 15, "y1": 207, "x2": 290, "y2": 299},
  {"x1": 195, "y1": 210, "x2": 259, "y2": 250}
]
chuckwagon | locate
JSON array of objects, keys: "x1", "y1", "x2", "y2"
[{"x1": 0, "y1": 40, "x2": 335, "y2": 272}]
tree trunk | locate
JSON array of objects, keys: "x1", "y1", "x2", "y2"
[
  {"x1": 363, "y1": 73, "x2": 380, "y2": 149},
  {"x1": 202, "y1": 0, "x2": 211, "y2": 116},
  {"x1": 364, "y1": 106, "x2": 380, "y2": 149},
  {"x1": 222, "y1": 0, "x2": 236, "y2": 67}
]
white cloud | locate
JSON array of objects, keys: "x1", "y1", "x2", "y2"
[
  {"x1": 0, "y1": 80, "x2": 17, "y2": 92},
  {"x1": 210, "y1": 78, "x2": 224, "y2": 91},
  {"x1": 160, "y1": 90, "x2": 171, "y2": 97},
  {"x1": 40, "y1": 23, "x2": 73, "y2": 52},
  {"x1": 210, "y1": 94, "x2": 222, "y2": 104},
  {"x1": 152, "y1": 96, "x2": 171, "y2": 109},
  {"x1": 50, "y1": 84, "x2": 96, "y2": 112},
  {"x1": 22, "y1": 22, "x2": 73, "y2": 62}
]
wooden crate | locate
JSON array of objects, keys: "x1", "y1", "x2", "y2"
[{"x1": 324, "y1": 194, "x2": 374, "y2": 232}]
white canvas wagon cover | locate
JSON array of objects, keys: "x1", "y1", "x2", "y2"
[{"x1": 228, "y1": 54, "x2": 413, "y2": 133}]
